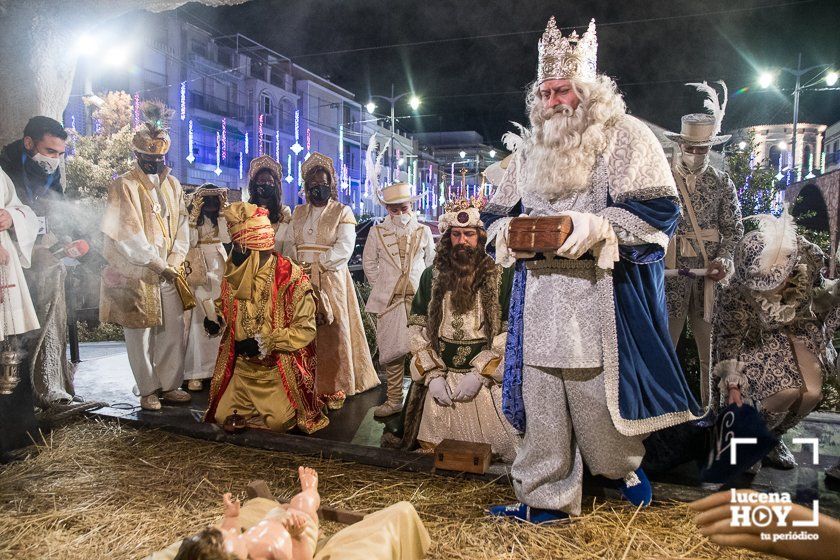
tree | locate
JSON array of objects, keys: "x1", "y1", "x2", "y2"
[
  {"x1": 727, "y1": 131, "x2": 781, "y2": 218},
  {"x1": 64, "y1": 91, "x2": 135, "y2": 204}
]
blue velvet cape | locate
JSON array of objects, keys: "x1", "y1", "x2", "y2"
[{"x1": 483, "y1": 196, "x2": 702, "y2": 433}]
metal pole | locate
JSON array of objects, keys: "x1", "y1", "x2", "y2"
[
  {"x1": 389, "y1": 83, "x2": 396, "y2": 184},
  {"x1": 791, "y1": 52, "x2": 802, "y2": 181}
]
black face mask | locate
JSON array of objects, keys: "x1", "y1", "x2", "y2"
[
  {"x1": 253, "y1": 183, "x2": 275, "y2": 200},
  {"x1": 308, "y1": 184, "x2": 331, "y2": 204},
  {"x1": 138, "y1": 156, "x2": 165, "y2": 175},
  {"x1": 231, "y1": 246, "x2": 250, "y2": 266}
]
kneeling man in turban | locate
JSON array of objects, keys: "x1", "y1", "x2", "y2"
[{"x1": 204, "y1": 202, "x2": 328, "y2": 434}]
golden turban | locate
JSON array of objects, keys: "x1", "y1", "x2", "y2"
[{"x1": 223, "y1": 202, "x2": 275, "y2": 251}]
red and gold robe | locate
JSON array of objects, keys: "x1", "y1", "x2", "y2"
[{"x1": 205, "y1": 256, "x2": 328, "y2": 434}]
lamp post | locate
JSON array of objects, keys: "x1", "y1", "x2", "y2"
[
  {"x1": 366, "y1": 84, "x2": 421, "y2": 183},
  {"x1": 759, "y1": 54, "x2": 836, "y2": 181}
]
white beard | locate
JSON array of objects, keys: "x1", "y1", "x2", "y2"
[{"x1": 521, "y1": 104, "x2": 606, "y2": 199}]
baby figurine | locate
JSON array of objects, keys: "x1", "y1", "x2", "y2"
[{"x1": 175, "y1": 466, "x2": 320, "y2": 560}]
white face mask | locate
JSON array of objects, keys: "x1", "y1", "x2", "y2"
[
  {"x1": 398, "y1": 213, "x2": 412, "y2": 225},
  {"x1": 680, "y1": 151, "x2": 708, "y2": 173},
  {"x1": 32, "y1": 152, "x2": 61, "y2": 175}
]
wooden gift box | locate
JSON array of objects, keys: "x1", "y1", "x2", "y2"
[
  {"x1": 508, "y1": 216, "x2": 574, "y2": 253},
  {"x1": 434, "y1": 439, "x2": 492, "y2": 474}
]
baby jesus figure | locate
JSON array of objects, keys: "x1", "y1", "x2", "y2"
[{"x1": 175, "y1": 467, "x2": 320, "y2": 560}]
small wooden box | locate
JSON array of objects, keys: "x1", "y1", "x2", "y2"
[
  {"x1": 508, "y1": 216, "x2": 574, "y2": 253},
  {"x1": 434, "y1": 439, "x2": 492, "y2": 474}
]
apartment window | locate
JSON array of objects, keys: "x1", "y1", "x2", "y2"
[
  {"x1": 190, "y1": 39, "x2": 207, "y2": 58},
  {"x1": 260, "y1": 134, "x2": 273, "y2": 158},
  {"x1": 261, "y1": 93, "x2": 273, "y2": 116}
]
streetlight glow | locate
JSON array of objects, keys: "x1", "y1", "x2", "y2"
[
  {"x1": 489, "y1": 149, "x2": 496, "y2": 158},
  {"x1": 827, "y1": 71, "x2": 839, "y2": 86},
  {"x1": 778, "y1": 141, "x2": 787, "y2": 150},
  {"x1": 365, "y1": 101, "x2": 376, "y2": 114},
  {"x1": 104, "y1": 46, "x2": 129, "y2": 67},
  {"x1": 398, "y1": 158, "x2": 405, "y2": 166},
  {"x1": 459, "y1": 151, "x2": 466, "y2": 159},
  {"x1": 408, "y1": 95, "x2": 421, "y2": 110},
  {"x1": 738, "y1": 141, "x2": 747, "y2": 150},
  {"x1": 759, "y1": 72, "x2": 774, "y2": 89},
  {"x1": 76, "y1": 34, "x2": 99, "y2": 57}
]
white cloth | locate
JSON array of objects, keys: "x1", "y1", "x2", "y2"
[
  {"x1": 184, "y1": 222, "x2": 227, "y2": 380},
  {"x1": 362, "y1": 216, "x2": 435, "y2": 314},
  {"x1": 124, "y1": 282, "x2": 186, "y2": 396},
  {"x1": 281, "y1": 205, "x2": 355, "y2": 271},
  {"x1": 0, "y1": 169, "x2": 39, "y2": 340}
]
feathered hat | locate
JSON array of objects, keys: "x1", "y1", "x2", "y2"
[
  {"x1": 735, "y1": 206, "x2": 799, "y2": 292},
  {"x1": 665, "y1": 81, "x2": 731, "y2": 146},
  {"x1": 132, "y1": 100, "x2": 174, "y2": 155}
]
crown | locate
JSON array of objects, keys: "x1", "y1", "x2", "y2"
[
  {"x1": 439, "y1": 195, "x2": 487, "y2": 233},
  {"x1": 537, "y1": 17, "x2": 597, "y2": 85},
  {"x1": 443, "y1": 194, "x2": 487, "y2": 214}
]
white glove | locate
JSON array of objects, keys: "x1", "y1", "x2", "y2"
[
  {"x1": 451, "y1": 372, "x2": 484, "y2": 402},
  {"x1": 556, "y1": 210, "x2": 619, "y2": 269},
  {"x1": 428, "y1": 376, "x2": 453, "y2": 407}
]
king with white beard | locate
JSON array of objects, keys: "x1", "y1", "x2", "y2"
[{"x1": 484, "y1": 17, "x2": 702, "y2": 523}]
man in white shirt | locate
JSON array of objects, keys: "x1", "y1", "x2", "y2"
[
  {"x1": 363, "y1": 182, "x2": 434, "y2": 417},
  {"x1": 99, "y1": 102, "x2": 191, "y2": 411}
]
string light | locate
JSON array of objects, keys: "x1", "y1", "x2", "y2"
[
  {"x1": 238, "y1": 151, "x2": 243, "y2": 180},
  {"x1": 221, "y1": 117, "x2": 227, "y2": 162},
  {"x1": 244, "y1": 131, "x2": 249, "y2": 155},
  {"x1": 214, "y1": 131, "x2": 222, "y2": 176},
  {"x1": 285, "y1": 154, "x2": 294, "y2": 184},
  {"x1": 180, "y1": 82, "x2": 186, "y2": 121},
  {"x1": 291, "y1": 110, "x2": 303, "y2": 155},
  {"x1": 186, "y1": 119, "x2": 195, "y2": 163},
  {"x1": 275, "y1": 128, "x2": 280, "y2": 161},
  {"x1": 257, "y1": 114, "x2": 264, "y2": 156},
  {"x1": 305, "y1": 128, "x2": 311, "y2": 160}
]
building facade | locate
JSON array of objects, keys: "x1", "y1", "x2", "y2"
[
  {"x1": 733, "y1": 123, "x2": 828, "y2": 179},
  {"x1": 63, "y1": 11, "x2": 366, "y2": 211}
]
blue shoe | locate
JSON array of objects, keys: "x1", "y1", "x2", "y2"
[
  {"x1": 617, "y1": 468, "x2": 652, "y2": 507},
  {"x1": 488, "y1": 502, "x2": 569, "y2": 524}
]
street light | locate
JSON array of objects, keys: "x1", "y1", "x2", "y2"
[
  {"x1": 103, "y1": 45, "x2": 129, "y2": 67},
  {"x1": 778, "y1": 141, "x2": 788, "y2": 150},
  {"x1": 738, "y1": 141, "x2": 747, "y2": 150},
  {"x1": 827, "y1": 71, "x2": 839, "y2": 87},
  {"x1": 758, "y1": 54, "x2": 836, "y2": 181},
  {"x1": 759, "y1": 72, "x2": 775, "y2": 89},
  {"x1": 459, "y1": 150, "x2": 466, "y2": 159},
  {"x1": 368, "y1": 84, "x2": 422, "y2": 182},
  {"x1": 75, "y1": 34, "x2": 99, "y2": 57},
  {"x1": 489, "y1": 149, "x2": 496, "y2": 158}
]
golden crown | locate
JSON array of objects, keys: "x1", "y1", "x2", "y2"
[
  {"x1": 443, "y1": 195, "x2": 487, "y2": 214},
  {"x1": 537, "y1": 17, "x2": 598, "y2": 85}
]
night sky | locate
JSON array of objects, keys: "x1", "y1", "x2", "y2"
[{"x1": 187, "y1": 0, "x2": 840, "y2": 147}]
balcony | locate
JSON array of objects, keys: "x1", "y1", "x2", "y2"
[{"x1": 189, "y1": 92, "x2": 246, "y2": 121}]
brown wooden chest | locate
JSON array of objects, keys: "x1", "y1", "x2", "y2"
[
  {"x1": 508, "y1": 215, "x2": 574, "y2": 253},
  {"x1": 434, "y1": 439, "x2": 492, "y2": 474}
]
